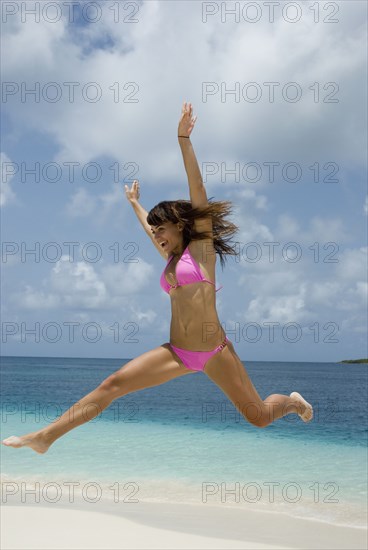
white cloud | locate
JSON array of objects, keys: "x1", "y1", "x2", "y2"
[
  {"x1": 66, "y1": 187, "x2": 97, "y2": 217},
  {"x1": 222, "y1": 188, "x2": 366, "y2": 329},
  {"x1": 276, "y1": 214, "x2": 348, "y2": 245},
  {"x1": 15, "y1": 284, "x2": 61, "y2": 309},
  {"x1": 11, "y1": 254, "x2": 156, "y2": 311},
  {"x1": 336, "y1": 247, "x2": 367, "y2": 281},
  {"x1": 130, "y1": 306, "x2": 157, "y2": 325},
  {"x1": 236, "y1": 219, "x2": 274, "y2": 245},
  {"x1": 236, "y1": 188, "x2": 268, "y2": 210},
  {"x1": 2, "y1": 1, "x2": 366, "y2": 358},
  {"x1": 364, "y1": 196, "x2": 368, "y2": 216},
  {"x1": 0, "y1": 152, "x2": 17, "y2": 207},
  {"x1": 101, "y1": 259, "x2": 154, "y2": 297},
  {"x1": 274, "y1": 214, "x2": 301, "y2": 242},
  {"x1": 230, "y1": 187, "x2": 366, "y2": 326},
  {"x1": 98, "y1": 183, "x2": 126, "y2": 221},
  {"x1": 1, "y1": 1, "x2": 366, "y2": 172},
  {"x1": 308, "y1": 281, "x2": 342, "y2": 307},
  {"x1": 49, "y1": 255, "x2": 107, "y2": 308},
  {"x1": 341, "y1": 281, "x2": 368, "y2": 309},
  {"x1": 236, "y1": 244, "x2": 368, "y2": 327},
  {"x1": 229, "y1": 188, "x2": 274, "y2": 245},
  {"x1": 65, "y1": 183, "x2": 126, "y2": 226},
  {"x1": 246, "y1": 285, "x2": 309, "y2": 324}
]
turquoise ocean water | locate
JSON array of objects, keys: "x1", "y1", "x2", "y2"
[{"x1": 1, "y1": 356, "x2": 367, "y2": 528}]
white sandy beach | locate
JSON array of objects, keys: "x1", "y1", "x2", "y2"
[{"x1": 1, "y1": 498, "x2": 367, "y2": 550}]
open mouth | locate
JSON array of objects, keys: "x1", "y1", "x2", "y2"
[{"x1": 160, "y1": 241, "x2": 168, "y2": 248}]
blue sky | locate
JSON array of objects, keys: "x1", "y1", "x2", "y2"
[{"x1": 1, "y1": 0, "x2": 367, "y2": 362}]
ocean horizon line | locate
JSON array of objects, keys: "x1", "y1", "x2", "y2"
[{"x1": 0, "y1": 354, "x2": 351, "y2": 364}]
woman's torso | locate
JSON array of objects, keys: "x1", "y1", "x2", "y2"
[{"x1": 161, "y1": 240, "x2": 225, "y2": 349}]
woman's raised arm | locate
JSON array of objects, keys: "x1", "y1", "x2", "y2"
[
  {"x1": 178, "y1": 102, "x2": 208, "y2": 208},
  {"x1": 125, "y1": 180, "x2": 151, "y2": 235},
  {"x1": 124, "y1": 180, "x2": 167, "y2": 259}
]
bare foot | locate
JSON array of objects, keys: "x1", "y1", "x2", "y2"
[
  {"x1": 290, "y1": 392, "x2": 313, "y2": 422},
  {"x1": 2, "y1": 431, "x2": 52, "y2": 454}
]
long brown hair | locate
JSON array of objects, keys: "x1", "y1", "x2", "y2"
[{"x1": 146, "y1": 197, "x2": 239, "y2": 269}]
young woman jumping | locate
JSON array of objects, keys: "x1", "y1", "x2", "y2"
[{"x1": 2, "y1": 102, "x2": 313, "y2": 454}]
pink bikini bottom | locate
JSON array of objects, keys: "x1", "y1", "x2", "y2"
[{"x1": 170, "y1": 336, "x2": 230, "y2": 372}]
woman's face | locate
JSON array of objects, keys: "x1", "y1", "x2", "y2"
[{"x1": 150, "y1": 221, "x2": 184, "y2": 255}]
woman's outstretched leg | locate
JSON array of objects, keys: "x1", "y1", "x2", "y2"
[
  {"x1": 1, "y1": 344, "x2": 194, "y2": 454},
  {"x1": 261, "y1": 391, "x2": 313, "y2": 425},
  {"x1": 1, "y1": 383, "x2": 118, "y2": 454},
  {"x1": 204, "y1": 339, "x2": 313, "y2": 428}
]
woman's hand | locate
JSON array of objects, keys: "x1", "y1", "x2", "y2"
[
  {"x1": 124, "y1": 179, "x2": 140, "y2": 203},
  {"x1": 178, "y1": 101, "x2": 197, "y2": 138}
]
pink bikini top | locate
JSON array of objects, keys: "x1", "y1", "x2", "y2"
[{"x1": 160, "y1": 244, "x2": 223, "y2": 294}]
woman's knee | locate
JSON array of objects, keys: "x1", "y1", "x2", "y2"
[
  {"x1": 249, "y1": 417, "x2": 269, "y2": 428},
  {"x1": 239, "y1": 401, "x2": 270, "y2": 428},
  {"x1": 98, "y1": 371, "x2": 127, "y2": 398}
]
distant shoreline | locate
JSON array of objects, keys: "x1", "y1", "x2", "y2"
[{"x1": 340, "y1": 359, "x2": 368, "y2": 364}]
